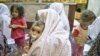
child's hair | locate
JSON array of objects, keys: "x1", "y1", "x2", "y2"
[
  {"x1": 35, "y1": 13, "x2": 40, "y2": 21},
  {"x1": 10, "y1": 4, "x2": 24, "y2": 17},
  {"x1": 31, "y1": 20, "x2": 45, "y2": 31},
  {"x1": 80, "y1": 10, "x2": 96, "y2": 23},
  {"x1": 44, "y1": 4, "x2": 50, "y2": 9}
]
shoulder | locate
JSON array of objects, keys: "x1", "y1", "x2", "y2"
[
  {"x1": 20, "y1": 17, "x2": 27, "y2": 24},
  {"x1": 21, "y1": 17, "x2": 26, "y2": 21}
]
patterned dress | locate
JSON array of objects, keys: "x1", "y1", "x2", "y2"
[{"x1": 88, "y1": 34, "x2": 100, "y2": 56}]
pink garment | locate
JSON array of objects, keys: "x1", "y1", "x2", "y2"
[
  {"x1": 15, "y1": 37, "x2": 26, "y2": 47},
  {"x1": 74, "y1": 44, "x2": 84, "y2": 56},
  {"x1": 11, "y1": 17, "x2": 26, "y2": 39}
]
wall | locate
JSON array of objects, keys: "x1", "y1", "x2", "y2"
[{"x1": 6, "y1": 2, "x2": 69, "y2": 22}]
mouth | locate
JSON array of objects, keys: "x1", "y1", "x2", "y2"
[{"x1": 31, "y1": 35, "x2": 37, "y2": 39}]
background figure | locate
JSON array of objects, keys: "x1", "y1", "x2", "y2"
[
  {"x1": 84, "y1": 16, "x2": 100, "y2": 56},
  {"x1": 0, "y1": 3, "x2": 15, "y2": 46},
  {"x1": 49, "y1": 2, "x2": 70, "y2": 31},
  {"x1": 0, "y1": 14, "x2": 6, "y2": 56},
  {"x1": 49, "y1": 2, "x2": 73, "y2": 55},
  {"x1": 28, "y1": 9, "x2": 71, "y2": 56},
  {"x1": 0, "y1": 3, "x2": 16, "y2": 56}
]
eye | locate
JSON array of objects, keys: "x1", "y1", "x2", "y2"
[
  {"x1": 37, "y1": 31, "x2": 41, "y2": 34},
  {"x1": 32, "y1": 28, "x2": 35, "y2": 31}
]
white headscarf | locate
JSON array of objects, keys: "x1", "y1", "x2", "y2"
[
  {"x1": 0, "y1": 3, "x2": 15, "y2": 44},
  {"x1": 88, "y1": 0, "x2": 100, "y2": 17},
  {"x1": 0, "y1": 3, "x2": 10, "y2": 16},
  {"x1": 28, "y1": 9, "x2": 71, "y2": 56},
  {"x1": 49, "y1": 2, "x2": 70, "y2": 31}
]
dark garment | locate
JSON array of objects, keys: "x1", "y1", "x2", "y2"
[
  {"x1": 69, "y1": 33, "x2": 75, "y2": 56},
  {"x1": 88, "y1": 34, "x2": 100, "y2": 56},
  {"x1": 0, "y1": 35, "x2": 9, "y2": 56}
]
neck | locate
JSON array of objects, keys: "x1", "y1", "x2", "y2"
[{"x1": 80, "y1": 24, "x2": 88, "y2": 30}]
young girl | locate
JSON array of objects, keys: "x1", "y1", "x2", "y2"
[
  {"x1": 29, "y1": 20, "x2": 44, "y2": 47},
  {"x1": 9, "y1": 4, "x2": 27, "y2": 56},
  {"x1": 73, "y1": 10, "x2": 96, "y2": 56}
]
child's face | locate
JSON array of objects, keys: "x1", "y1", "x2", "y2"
[
  {"x1": 11, "y1": 7, "x2": 19, "y2": 18},
  {"x1": 32, "y1": 25, "x2": 43, "y2": 38},
  {"x1": 80, "y1": 21, "x2": 92, "y2": 30}
]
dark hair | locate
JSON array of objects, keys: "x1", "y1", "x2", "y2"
[
  {"x1": 44, "y1": 4, "x2": 50, "y2": 9},
  {"x1": 10, "y1": 4, "x2": 24, "y2": 17},
  {"x1": 32, "y1": 20, "x2": 44, "y2": 27},
  {"x1": 75, "y1": 5, "x2": 81, "y2": 12},
  {"x1": 35, "y1": 13, "x2": 40, "y2": 21},
  {"x1": 80, "y1": 10, "x2": 96, "y2": 22},
  {"x1": 32, "y1": 20, "x2": 45, "y2": 32}
]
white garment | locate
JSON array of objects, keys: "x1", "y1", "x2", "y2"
[
  {"x1": 88, "y1": 16, "x2": 100, "y2": 41},
  {"x1": 0, "y1": 3, "x2": 15, "y2": 44},
  {"x1": 28, "y1": 9, "x2": 71, "y2": 56},
  {"x1": 88, "y1": 0, "x2": 100, "y2": 16},
  {"x1": 49, "y1": 2, "x2": 70, "y2": 31},
  {"x1": 73, "y1": 19, "x2": 80, "y2": 27},
  {"x1": 0, "y1": 15, "x2": 3, "y2": 32}
]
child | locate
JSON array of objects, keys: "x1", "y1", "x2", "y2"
[
  {"x1": 9, "y1": 4, "x2": 27, "y2": 56},
  {"x1": 73, "y1": 10, "x2": 96, "y2": 56},
  {"x1": 29, "y1": 20, "x2": 44, "y2": 47}
]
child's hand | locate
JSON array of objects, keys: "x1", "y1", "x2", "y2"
[
  {"x1": 9, "y1": 25, "x2": 12, "y2": 28},
  {"x1": 9, "y1": 24, "x2": 18, "y2": 28}
]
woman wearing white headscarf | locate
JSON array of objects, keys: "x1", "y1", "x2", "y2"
[
  {"x1": 49, "y1": 3, "x2": 70, "y2": 31},
  {"x1": 0, "y1": 3, "x2": 15, "y2": 46},
  {"x1": 28, "y1": 9, "x2": 71, "y2": 56}
]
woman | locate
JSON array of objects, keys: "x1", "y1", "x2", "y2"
[
  {"x1": 0, "y1": 3, "x2": 16, "y2": 55},
  {"x1": 49, "y1": 3, "x2": 70, "y2": 31},
  {"x1": 0, "y1": 3, "x2": 15, "y2": 45},
  {"x1": 27, "y1": 9, "x2": 71, "y2": 56}
]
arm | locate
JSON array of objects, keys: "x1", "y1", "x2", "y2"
[{"x1": 17, "y1": 24, "x2": 27, "y2": 29}]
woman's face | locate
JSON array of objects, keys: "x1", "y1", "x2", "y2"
[{"x1": 11, "y1": 7, "x2": 19, "y2": 18}]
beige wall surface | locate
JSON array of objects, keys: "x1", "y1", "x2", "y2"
[{"x1": 5, "y1": 3, "x2": 69, "y2": 22}]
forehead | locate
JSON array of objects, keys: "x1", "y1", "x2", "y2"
[
  {"x1": 13, "y1": 7, "x2": 18, "y2": 11},
  {"x1": 32, "y1": 25, "x2": 43, "y2": 31}
]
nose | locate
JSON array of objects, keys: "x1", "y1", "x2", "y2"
[{"x1": 33, "y1": 31, "x2": 37, "y2": 35}]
